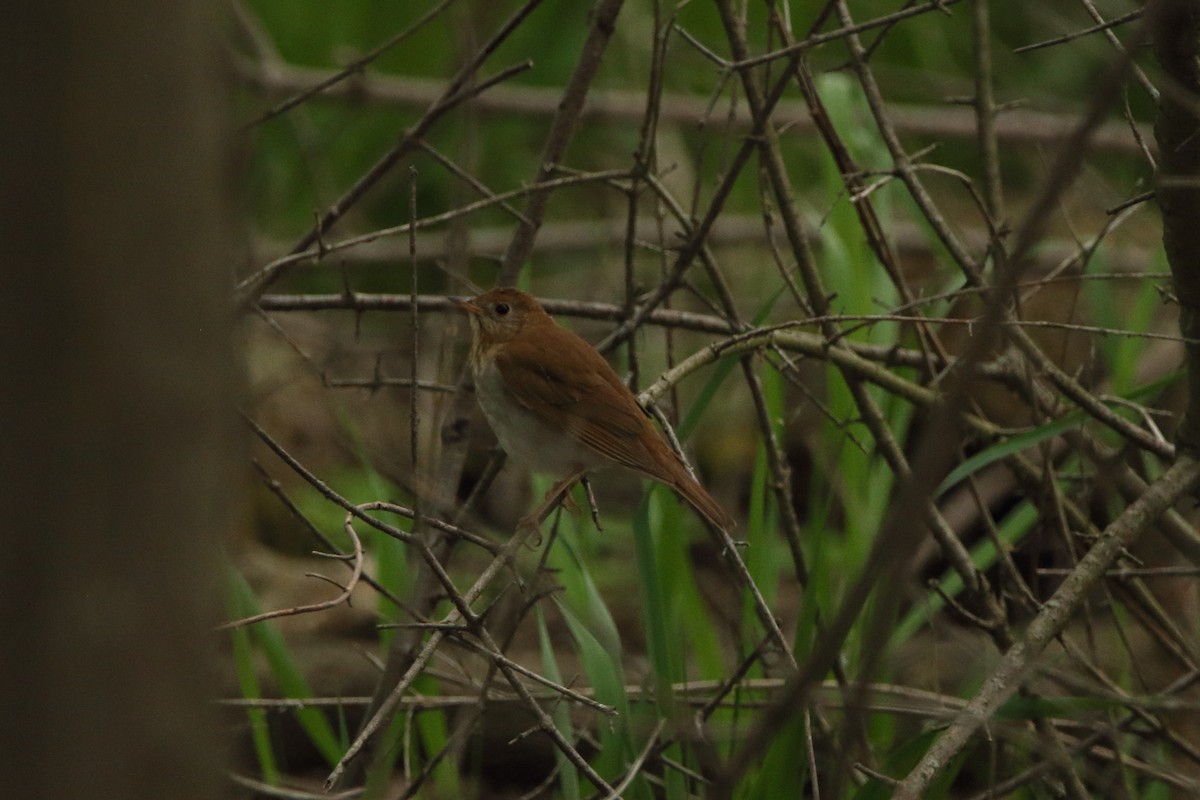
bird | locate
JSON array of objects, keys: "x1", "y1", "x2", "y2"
[{"x1": 455, "y1": 287, "x2": 734, "y2": 532}]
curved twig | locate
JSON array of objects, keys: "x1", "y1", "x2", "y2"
[{"x1": 217, "y1": 520, "x2": 364, "y2": 631}]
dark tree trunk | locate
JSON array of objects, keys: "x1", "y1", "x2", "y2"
[{"x1": 0, "y1": 4, "x2": 236, "y2": 798}]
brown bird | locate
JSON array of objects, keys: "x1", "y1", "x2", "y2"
[{"x1": 456, "y1": 287, "x2": 734, "y2": 531}]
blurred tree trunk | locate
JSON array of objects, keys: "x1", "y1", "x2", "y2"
[
  {"x1": 1154, "y1": 0, "x2": 1200, "y2": 456},
  {"x1": 0, "y1": 4, "x2": 236, "y2": 799}
]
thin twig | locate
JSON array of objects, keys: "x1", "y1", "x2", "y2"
[
  {"x1": 894, "y1": 455, "x2": 1200, "y2": 798},
  {"x1": 217, "y1": 516, "x2": 364, "y2": 631}
]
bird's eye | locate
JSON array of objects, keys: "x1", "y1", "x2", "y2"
[{"x1": 494, "y1": 303, "x2": 510, "y2": 316}]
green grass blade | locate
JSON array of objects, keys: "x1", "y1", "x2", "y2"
[
  {"x1": 937, "y1": 371, "x2": 1180, "y2": 499},
  {"x1": 226, "y1": 569, "x2": 343, "y2": 766},
  {"x1": 633, "y1": 493, "x2": 684, "y2": 704},
  {"x1": 556, "y1": 598, "x2": 638, "y2": 787},
  {"x1": 537, "y1": 606, "x2": 581, "y2": 800},
  {"x1": 226, "y1": 575, "x2": 280, "y2": 784},
  {"x1": 892, "y1": 499, "x2": 1037, "y2": 646},
  {"x1": 937, "y1": 413, "x2": 1088, "y2": 498}
]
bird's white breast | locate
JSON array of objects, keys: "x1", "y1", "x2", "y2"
[{"x1": 474, "y1": 358, "x2": 606, "y2": 476}]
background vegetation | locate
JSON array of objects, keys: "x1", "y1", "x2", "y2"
[{"x1": 225, "y1": 1, "x2": 1200, "y2": 797}]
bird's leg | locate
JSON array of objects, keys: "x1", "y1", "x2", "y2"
[
  {"x1": 517, "y1": 468, "x2": 587, "y2": 533},
  {"x1": 581, "y1": 476, "x2": 603, "y2": 532}
]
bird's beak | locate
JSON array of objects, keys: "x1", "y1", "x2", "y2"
[{"x1": 453, "y1": 297, "x2": 482, "y2": 316}]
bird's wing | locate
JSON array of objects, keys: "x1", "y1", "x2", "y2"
[
  {"x1": 493, "y1": 321, "x2": 734, "y2": 531},
  {"x1": 492, "y1": 325, "x2": 662, "y2": 472}
]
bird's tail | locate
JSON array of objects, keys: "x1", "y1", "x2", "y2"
[{"x1": 671, "y1": 469, "x2": 735, "y2": 532}]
